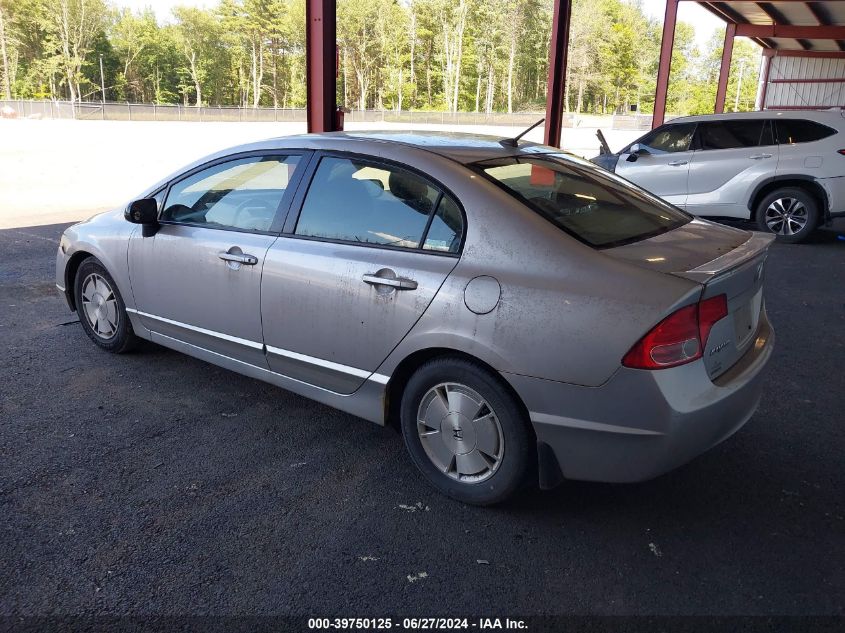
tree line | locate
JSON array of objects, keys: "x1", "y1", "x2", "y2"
[{"x1": 0, "y1": 0, "x2": 761, "y2": 116}]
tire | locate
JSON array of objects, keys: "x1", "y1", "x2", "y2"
[
  {"x1": 73, "y1": 257, "x2": 138, "y2": 353},
  {"x1": 755, "y1": 187, "x2": 819, "y2": 243},
  {"x1": 400, "y1": 357, "x2": 533, "y2": 505}
]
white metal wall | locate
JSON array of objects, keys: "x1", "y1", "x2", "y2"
[{"x1": 763, "y1": 56, "x2": 845, "y2": 109}]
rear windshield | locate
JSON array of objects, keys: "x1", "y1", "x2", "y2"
[
  {"x1": 474, "y1": 155, "x2": 690, "y2": 248},
  {"x1": 775, "y1": 119, "x2": 837, "y2": 144}
]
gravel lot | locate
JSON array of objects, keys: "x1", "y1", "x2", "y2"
[{"x1": 1, "y1": 218, "x2": 843, "y2": 621}]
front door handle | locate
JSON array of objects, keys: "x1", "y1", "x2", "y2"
[
  {"x1": 668, "y1": 160, "x2": 688, "y2": 166},
  {"x1": 749, "y1": 153, "x2": 773, "y2": 160},
  {"x1": 363, "y1": 273, "x2": 418, "y2": 290},
  {"x1": 218, "y1": 251, "x2": 258, "y2": 265}
]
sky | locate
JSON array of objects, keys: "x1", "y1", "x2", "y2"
[{"x1": 118, "y1": 0, "x2": 727, "y2": 50}]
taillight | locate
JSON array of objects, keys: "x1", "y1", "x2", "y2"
[
  {"x1": 697, "y1": 294, "x2": 728, "y2": 349},
  {"x1": 838, "y1": 149, "x2": 845, "y2": 155},
  {"x1": 623, "y1": 294, "x2": 728, "y2": 370}
]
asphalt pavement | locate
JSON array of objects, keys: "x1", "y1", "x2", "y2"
[{"x1": 1, "y1": 220, "x2": 843, "y2": 622}]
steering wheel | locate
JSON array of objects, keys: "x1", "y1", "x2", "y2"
[
  {"x1": 231, "y1": 197, "x2": 276, "y2": 229},
  {"x1": 163, "y1": 203, "x2": 206, "y2": 223}
]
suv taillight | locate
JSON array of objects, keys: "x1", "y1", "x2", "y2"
[
  {"x1": 622, "y1": 295, "x2": 728, "y2": 370},
  {"x1": 837, "y1": 149, "x2": 845, "y2": 155}
]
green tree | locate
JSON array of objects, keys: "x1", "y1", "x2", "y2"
[{"x1": 172, "y1": 5, "x2": 224, "y2": 106}]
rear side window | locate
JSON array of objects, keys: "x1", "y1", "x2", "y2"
[
  {"x1": 634, "y1": 123, "x2": 696, "y2": 154},
  {"x1": 423, "y1": 196, "x2": 463, "y2": 253},
  {"x1": 776, "y1": 119, "x2": 836, "y2": 144},
  {"x1": 698, "y1": 120, "x2": 768, "y2": 150},
  {"x1": 295, "y1": 156, "x2": 462, "y2": 253},
  {"x1": 476, "y1": 156, "x2": 689, "y2": 248}
]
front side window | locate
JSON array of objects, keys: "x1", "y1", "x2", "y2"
[
  {"x1": 161, "y1": 155, "x2": 300, "y2": 232},
  {"x1": 776, "y1": 119, "x2": 836, "y2": 145},
  {"x1": 476, "y1": 156, "x2": 689, "y2": 248},
  {"x1": 295, "y1": 156, "x2": 462, "y2": 252},
  {"x1": 698, "y1": 120, "x2": 768, "y2": 150},
  {"x1": 635, "y1": 123, "x2": 697, "y2": 154}
]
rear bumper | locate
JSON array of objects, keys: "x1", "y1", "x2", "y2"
[{"x1": 503, "y1": 308, "x2": 774, "y2": 484}]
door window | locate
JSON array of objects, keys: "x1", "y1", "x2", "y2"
[
  {"x1": 295, "y1": 156, "x2": 461, "y2": 252},
  {"x1": 775, "y1": 119, "x2": 836, "y2": 145},
  {"x1": 698, "y1": 120, "x2": 768, "y2": 150},
  {"x1": 423, "y1": 196, "x2": 463, "y2": 253},
  {"x1": 161, "y1": 155, "x2": 301, "y2": 232},
  {"x1": 635, "y1": 123, "x2": 696, "y2": 154}
]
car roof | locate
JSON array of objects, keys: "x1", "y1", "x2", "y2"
[
  {"x1": 665, "y1": 109, "x2": 845, "y2": 126},
  {"x1": 261, "y1": 130, "x2": 559, "y2": 164}
]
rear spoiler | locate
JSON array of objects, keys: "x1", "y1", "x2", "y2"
[{"x1": 674, "y1": 232, "x2": 776, "y2": 284}]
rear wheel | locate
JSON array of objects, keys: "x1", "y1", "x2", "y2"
[
  {"x1": 74, "y1": 257, "x2": 138, "y2": 353},
  {"x1": 756, "y1": 187, "x2": 819, "y2": 243},
  {"x1": 400, "y1": 357, "x2": 533, "y2": 505}
]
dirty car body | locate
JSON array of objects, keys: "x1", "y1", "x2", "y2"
[{"x1": 57, "y1": 132, "x2": 775, "y2": 503}]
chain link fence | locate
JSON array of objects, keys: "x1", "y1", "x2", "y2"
[{"x1": 0, "y1": 99, "x2": 653, "y2": 130}]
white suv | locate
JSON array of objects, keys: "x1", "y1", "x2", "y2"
[{"x1": 592, "y1": 110, "x2": 845, "y2": 242}]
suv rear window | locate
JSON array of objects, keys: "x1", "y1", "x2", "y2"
[
  {"x1": 475, "y1": 155, "x2": 690, "y2": 248},
  {"x1": 776, "y1": 119, "x2": 836, "y2": 144}
]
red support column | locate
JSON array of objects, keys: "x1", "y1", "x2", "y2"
[
  {"x1": 715, "y1": 22, "x2": 736, "y2": 113},
  {"x1": 544, "y1": 0, "x2": 572, "y2": 147},
  {"x1": 306, "y1": 0, "x2": 338, "y2": 133},
  {"x1": 652, "y1": 0, "x2": 678, "y2": 129}
]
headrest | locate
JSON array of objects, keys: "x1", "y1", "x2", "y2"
[{"x1": 389, "y1": 170, "x2": 428, "y2": 204}]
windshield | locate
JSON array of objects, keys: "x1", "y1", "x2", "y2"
[{"x1": 474, "y1": 155, "x2": 690, "y2": 248}]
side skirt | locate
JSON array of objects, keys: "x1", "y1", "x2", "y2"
[{"x1": 148, "y1": 330, "x2": 389, "y2": 426}]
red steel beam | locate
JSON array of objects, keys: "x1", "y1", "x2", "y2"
[
  {"x1": 544, "y1": 0, "x2": 572, "y2": 147},
  {"x1": 805, "y1": 0, "x2": 845, "y2": 51},
  {"x1": 734, "y1": 24, "x2": 845, "y2": 39},
  {"x1": 763, "y1": 49, "x2": 845, "y2": 58},
  {"x1": 715, "y1": 23, "x2": 736, "y2": 113},
  {"x1": 766, "y1": 104, "x2": 841, "y2": 110},
  {"x1": 652, "y1": 0, "x2": 679, "y2": 128},
  {"x1": 770, "y1": 77, "x2": 845, "y2": 83},
  {"x1": 305, "y1": 0, "x2": 338, "y2": 133}
]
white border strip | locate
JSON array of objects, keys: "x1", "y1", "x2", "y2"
[
  {"x1": 128, "y1": 308, "x2": 391, "y2": 385},
  {"x1": 126, "y1": 308, "x2": 264, "y2": 350}
]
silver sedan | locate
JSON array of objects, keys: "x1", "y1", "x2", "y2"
[{"x1": 57, "y1": 132, "x2": 775, "y2": 505}]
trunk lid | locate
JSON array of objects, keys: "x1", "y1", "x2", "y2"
[{"x1": 605, "y1": 219, "x2": 775, "y2": 379}]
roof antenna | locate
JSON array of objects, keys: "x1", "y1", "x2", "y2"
[{"x1": 499, "y1": 118, "x2": 545, "y2": 148}]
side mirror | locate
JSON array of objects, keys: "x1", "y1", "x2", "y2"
[
  {"x1": 626, "y1": 143, "x2": 649, "y2": 162},
  {"x1": 125, "y1": 198, "x2": 159, "y2": 224}
]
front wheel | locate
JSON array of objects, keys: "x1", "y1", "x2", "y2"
[
  {"x1": 756, "y1": 187, "x2": 819, "y2": 243},
  {"x1": 400, "y1": 357, "x2": 533, "y2": 505},
  {"x1": 74, "y1": 257, "x2": 138, "y2": 353}
]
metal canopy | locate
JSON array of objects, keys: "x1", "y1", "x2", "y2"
[
  {"x1": 700, "y1": 1, "x2": 845, "y2": 51},
  {"x1": 653, "y1": 1, "x2": 845, "y2": 127}
]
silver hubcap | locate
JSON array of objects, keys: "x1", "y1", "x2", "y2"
[
  {"x1": 765, "y1": 197, "x2": 807, "y2": 235},
  {"x1": 81, "y1": 273, "x2": 119, "y2": 339},
  {"x1": 417, "y1": 383, "x2": 504, "y2": 483}
]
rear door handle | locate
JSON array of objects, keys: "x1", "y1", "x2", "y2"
[
  {"x1": 363, "y1": 274, "x2": 417, "y2": 290},
  {"x1": 218, "y1": 251, "x2": 258, "y2": 265},
  {"x1": 668, "y1": 160, "x2": 688, "y2": 166},
  {"x1": 749, "y1": 153, "x2": 772, "y2": 160}
]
